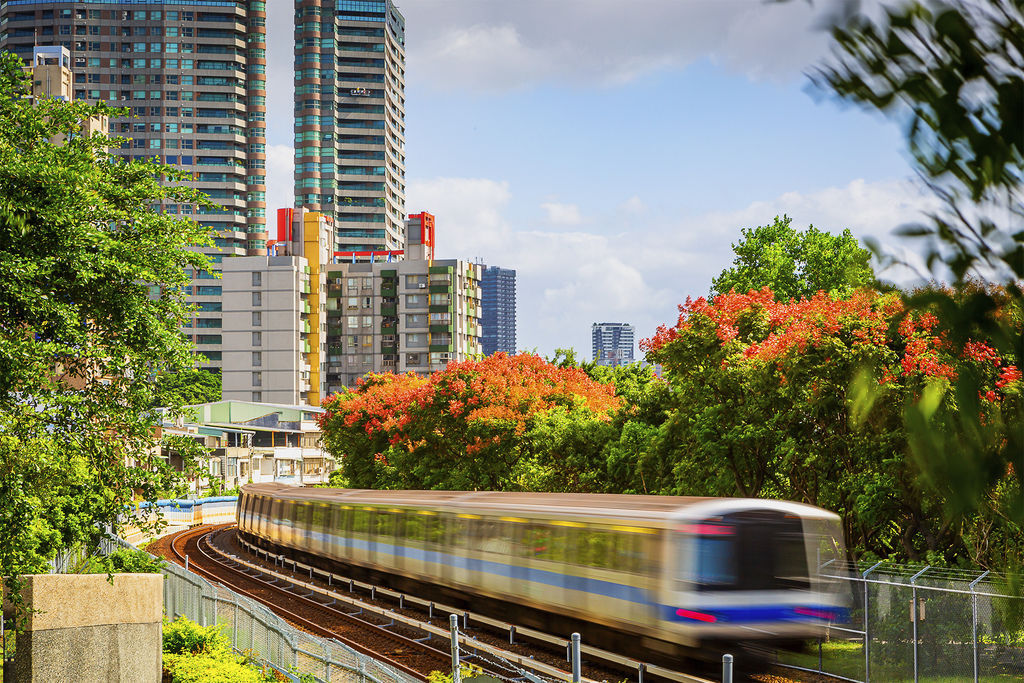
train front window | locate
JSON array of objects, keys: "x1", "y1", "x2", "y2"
[
  {"x1": 679, "y1": 512, "x2": 811, "y2": 592},
  {"x1": 695, "y1": 535, "x2": 737, "y2": 586}
]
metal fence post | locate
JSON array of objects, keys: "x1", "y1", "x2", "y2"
[
  {"x1": 233, "y1": 595, "x2": 239, "y2": 650},
  {"x1": 910, "y1": 565, "x2": 930, "y2": 683},
  {"x1": 571, "y1": 633, "x2": 581, "y2": 683},
  {"x1": 722, "y1": 654, "x2": 733, "y2": 683},
  {"x1": 970, "y1": 570, "x2": 990, "y2": 683},
  {"x1": 449, "y1": 614, "x2": 461, "y2": 683},
  {"x1": 862, "y1": 560, "x2": 884, "y2": 683}
]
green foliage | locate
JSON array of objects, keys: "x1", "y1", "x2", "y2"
[
  {"x1": 153, "y1": 368, "x2": 222, "y2": 408},
  {"x1": 0, "y1": 51, "x2": 211, "y2": 621},
  {"x1": 81, "y1": 548, "x2": 166, "y2": 575},
  {"x1": 811, "y1": 0, "x2": 1024, "y2": 550},
  {"x1": 163, "y1": 616, "x2": 228, "y2": 656},
  {"x1": 163, "y1": 650, "x2": 272, "y2": 683},
  {"x1": 711, "y1": 215, "x2": 875, "y2": 300},
  {"x1": 644, "y1": 287, "x2": 1022, "y2": 566}
]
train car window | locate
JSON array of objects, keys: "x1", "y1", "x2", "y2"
[
  {"x1": 577, "y1": 530, "x2": 614, "y2": 568},
  {"x1": 522, "y1": 525, "x2": 554, "y2": 560},
  {"x1": 477, "y1": 520, "x2": 511, "y2": 556},
  {"x1": 405, "y1": 512, "x2": 426, "y2": 543},
  {"x1": 775, "y1": 532, "x2": 811, "y2": 589},
  {"x1": 374, "y1": 510, "x2": 393, "y2": 538},
  {"x1": 284, "y1": 501, "x2": 298, "y2": 530},
  {"x1": 615, "y1": 532, "x2": 640, "y2": 573},
  {"x1": 353, "y1": 508, "x2": 370, "y2": 535},
  {"x1": 311, "y1": 504, "x2": 328, "y2": 535},
  {"x1": 448, "y1": 515, "x2": 471, "y2": 548},
  {"x1": 424, "y1": 515, "x2": 444, "y2": 546}
]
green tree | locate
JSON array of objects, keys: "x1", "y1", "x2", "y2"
[
  {"x1": 643, "y1": 287, "x2": 1021, "y2": 565},
  {"x1": 0, "y1": 53, "x2": 210, "y2": 616},
  {"x1": 711, "y1": 215, "x2": 875, "y2": 301},
  {"x1": 153, "y1": 367, "x2": 222, "y2": 407},
  {"x1": 809, "y1": 0, "x2": 1024, "y2": 549}
]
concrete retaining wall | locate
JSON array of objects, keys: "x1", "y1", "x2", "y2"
[{"x1": 9, "y1": 573, "x2": 162, "y2": 682}]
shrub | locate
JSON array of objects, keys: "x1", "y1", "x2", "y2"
[
  {"x1": 163, "y1": 616, "x2": 228, "y2": 656},
  {"x1": 163, "y1": 650, "x2": 270, "y2": 683},
  {"x1": 81, "y1": 548, "x2": 166, "y2": 575}
]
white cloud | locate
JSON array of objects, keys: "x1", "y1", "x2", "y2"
[
  {"x1": 540, "y1": 201, "x2": 582, "y2": 226},
  {"x1": 403, "y1": 0, "x2": 839, "y2": 91},
  {"x1": 620, "y1": 195, "x2": 647, "y2": 215},
  {"x1": 406, "y1": 175, "x2": 937, "y2": 359}
]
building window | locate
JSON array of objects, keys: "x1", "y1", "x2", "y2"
[
  {"x1": 252, "y1": 391, "x2": 262, "y2": 402},
  {"x1": 252, "y1": 331, "x2": 262, "y2": 346},
  {"x1": 252, "y1": 271, "x2": 261, "y2": 287},
  {"x1": 362, "y1": 316, "x2": 372, "y2": 327},
  {"x1": 252, "y1": 372, "x2": 262, "y2": 387},
  {"x1": 406, "y1": 333, "x2": 423, "y2": 345},
  {"x1": 252, "y1": 291, "x2": 261, "y2": 306},
  {"x1": 406, "y1": 353, "x2": 422, "y2": 365},
  {"x1": 252, "y1": 352, "x2": 262, "y2": 367},
  {"x1": 252, "y1": 311, "x2": 262, "y2": 326}
]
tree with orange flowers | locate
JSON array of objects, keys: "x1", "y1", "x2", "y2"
[
  {"x1": 318, "y1": 353, "x2": 620, "y2": 490},
  {"x1": 643, "y1": 286, "x2": 1022, "y2": 565}
]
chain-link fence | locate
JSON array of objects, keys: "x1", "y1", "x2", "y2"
[{"x1": 777, "y1": 562, "x2": 1024, "y2": 683}]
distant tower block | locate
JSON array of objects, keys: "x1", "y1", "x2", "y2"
[{"x1": 592, "y1": 322, "x2": 635, "y2": 367}]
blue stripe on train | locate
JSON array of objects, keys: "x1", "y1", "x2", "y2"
[
  {"x1": 664, "y1": 605, "x2": 852, "y2": 624},
  {"x1": 284, "y1": 529, "x2": 845, "y2": 625}
]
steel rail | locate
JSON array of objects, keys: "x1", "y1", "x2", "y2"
[{"x1": 168, "y1": 526, "x2": 446, "y2": 681}]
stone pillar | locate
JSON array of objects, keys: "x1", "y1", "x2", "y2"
[{"x1": 8, "y1": 573, "x2": 162, "y2": 682}]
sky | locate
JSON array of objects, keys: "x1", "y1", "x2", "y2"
[{"x1": 263, "y1": 0, "x2": 934, "y2": 360}]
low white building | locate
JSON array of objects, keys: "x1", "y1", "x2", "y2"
[{"x1": 164, "y1": 400, "x2": 336, "y2": 490}]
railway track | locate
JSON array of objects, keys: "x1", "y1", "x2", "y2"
[
  {"x1": 155, "y1": 525, "x2": 844, "y2": 683},
  {"x1": 164, "y1": 525, "x2": 454, "y2": 680}
]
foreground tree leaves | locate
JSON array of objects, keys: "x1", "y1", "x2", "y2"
[{"x1": 0, "y1": 53, "x2": 211, "y2": 618}]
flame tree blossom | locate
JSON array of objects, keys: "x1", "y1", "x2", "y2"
[
  {"x1": 642, "y1": 287, "x2": 1021, "y2": 566},
  {"x1": 317, "y1": 354, "x2": 620, "y2": 490}
]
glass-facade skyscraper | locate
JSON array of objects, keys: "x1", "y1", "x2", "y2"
[
  {"x1": 0, "y1": 0, "x2": 269, "y2": 369},
  {"x1": 481, "y1": 265, "x2": 516, "y2": 355},
  {"x1": 294, "y1": 0, "x2": 406, "y2": 256}
]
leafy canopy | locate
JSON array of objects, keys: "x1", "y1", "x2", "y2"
[
  {"x1": 0, "y1": 52, "x2": 210, "y2": 612},
  {"x1": 643, "y1": 286, "x2": 1022, "y2": 566},
  {"x1": 153, "y1": 367, "x2": 222, "y2": 407},
  {"x1": 809, "y1": 0, "x2": 1024, "y2": 536},
  {"x1": 317, "y1": 353, "x2": 620, "y2": 490},
  {"x1": 711, "y1": 215, "x2": 875, "y2": 301}
]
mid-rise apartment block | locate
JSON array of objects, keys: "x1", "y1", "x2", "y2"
[
  {"x1": 480, "y1": 265, "x2": 516, "y2": 355},
  {"x1": 592, "y1": 322, "x2": 635, "y2": 368},
  {"x1": 1, "y1": 1, "x2": 269, "y2": 370},
  {"x1": 24, "y1": 45, "x2": 108, "y2": 137},
  {"x1": 220, "y1": 209, "x2": 335, "y2": 406},
  {"x1": 323, "y1": 212, "x2": 482, "y2": 391},
  {"x1": 294, "y1": 0, "x2": 406, "y2": 254}
]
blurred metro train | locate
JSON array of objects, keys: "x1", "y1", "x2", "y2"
[{"x1": 237, "y1": 484, "x2": 849, "y2": 657}]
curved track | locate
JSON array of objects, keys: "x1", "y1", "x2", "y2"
[{"x1": 164, "y1": 525, "x2": 452, "y2": 680}]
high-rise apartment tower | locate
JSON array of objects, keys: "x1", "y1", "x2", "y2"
[
  {"x1": 592, "y1": 322, "x2": 635, "y2": 368},
  {"x1": 294, "y1": 0, "x2": 406, "y2": 256},
  {"x1": 1, "y1": 1, "x2": 269, "y2": 370},
  {"x1": 481, "y1": 266, "x2": 516, "y2": 355}
]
